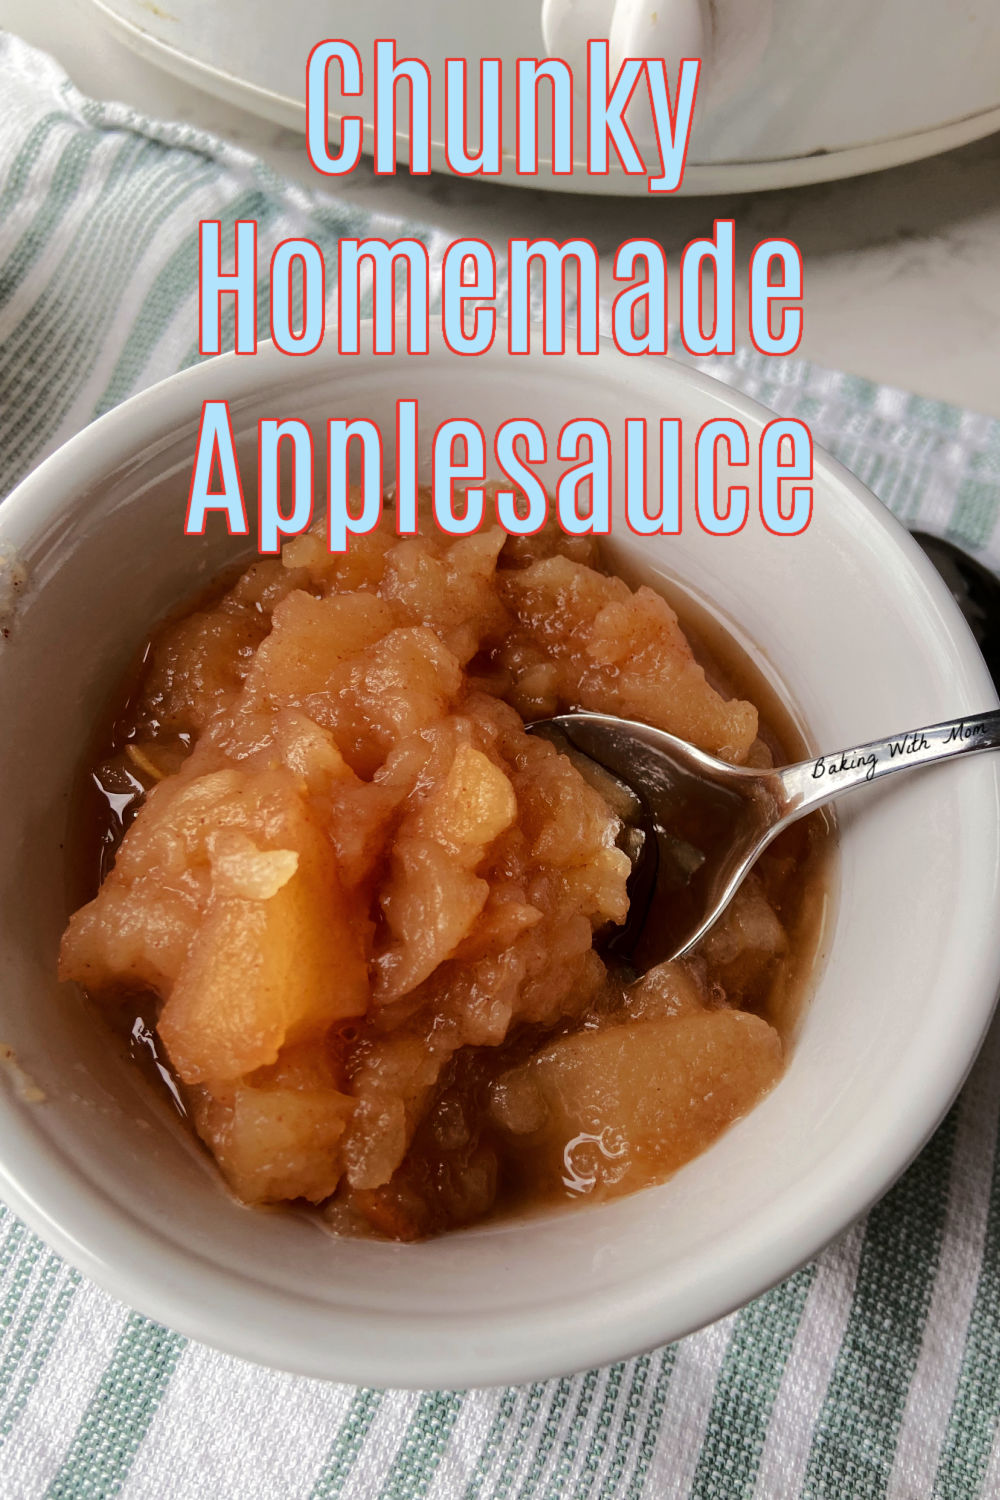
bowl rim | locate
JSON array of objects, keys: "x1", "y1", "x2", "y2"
[{"x1": 1, "y1": 334, "x2": 999, "y2": 1388}]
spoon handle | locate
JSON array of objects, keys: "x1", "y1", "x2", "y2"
[{"x1": 777, "y1": 708, "x2": 1000, "y2": 817}]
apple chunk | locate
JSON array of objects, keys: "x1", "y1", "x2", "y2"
[
  {"x1": 374, "y1": 744, "x2": 517, "y2": 1001},
  {"x1": 492, "y1": 1009, "x2": 783, "y2": 1199},
  {"x1": 159, "y1": 822, "x2": 368, "y2": 1085},
  {"x1": 193, "y1": 1080, "x2": 354, "y2": 1204}
]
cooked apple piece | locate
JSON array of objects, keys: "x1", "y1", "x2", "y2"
[
  {"x1": 136, "y1": 609, "x2": 264, "y2": 736},
  {"x1": 452, "y1": 891, "x2": 544, "y2": 962},
  {"x1": 375, "y1": 843, "x2": 490, "y2": 1003},
  {"x1": 192, "y1": 1076, "x2": 354, "y2": 1204},
  {"x1": 499, "y1": 517, "x2": 599, "y2": 571},
  {"x1": 511, "y1": 737, "x2": 623, "y2": 869},
  {"x1": 159, "y1": 822, "x2": 368, "y2": 1085},
  {"x1": 699, "y1": 875, "x2": 788, "y2": 1007},
  {"x1": 62, "y1": 764, "x2": 370, "y2": 1085},
  {"x1": 59, "y1": 881, "x2": 200, "y2": 996},
  {"x1": 268, "y1": 712, "x2": 402, "y2": 886},
  {"x1": 492, "y1": 1010, "x2": 782, "y2": 1198},
  {"x1": 556, "y1": 848, "x2": 632, "y2": 927},
  {"x1": 340, "y1": 1028, "x2": 455, "y2": 1190},
  {"x1": 273, "y1": 710, "x2": 353, "y2": 791},
  {"x1": 59, "y1": 772, "x2": 239, "y2": 993},
  {"x1": 208, "y1": 831, "x2": 299, "y2": 901},
  {"x1": 135, "y1": 558, "x2": 309, "y2": 740},
  {"x1": 413, "y1": 742, "x2": 518, "y2": 851},
  {"x1": 282, "y1": 515, "x2": 397, "y2": 591},
  {"x1": 374, "y1": 745, "x2": 518, "y2": 1002},
  {"x1": 249, "y1": 602, "x2": 464, "y2": 776},
  {"x1": 247, "y1": 590, "x2": 398, "y2": 705},
  {"x1": 380, "y1": 530, "x2": 509, "y2": 663},
  {"x1": 500, "y1": 556, "x2": 757, "y2": 763},
  {"x1": 622, "y1": 960, "x2": 707, "y2": 1021},
  {"x1": 344, "y1": 628, "x2": 463, "y2": 749}
]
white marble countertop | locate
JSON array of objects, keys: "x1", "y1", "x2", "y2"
[{"x1": 5, "y1": 0, "x2": 1000, "y2": 418}]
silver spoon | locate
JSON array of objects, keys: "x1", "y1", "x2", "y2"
[{"x1": 531, "y1": 707, "x2": 1000, "y2": 971}]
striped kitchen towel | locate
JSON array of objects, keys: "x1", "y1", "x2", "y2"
[{"x1": 3, "y1": 27, "x2": 1000, "y2": 1500}]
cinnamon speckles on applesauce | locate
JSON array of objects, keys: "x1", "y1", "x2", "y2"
[{"x1": 59, "y1": 501, "x2": 830, "y2": 1239}]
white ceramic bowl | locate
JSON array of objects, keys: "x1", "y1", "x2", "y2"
[{"x1": 1, "y1": 339, "x2": 998, "y2": 1389}]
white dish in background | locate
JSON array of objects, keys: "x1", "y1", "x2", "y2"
[
  {"x1": 0, "y1": 337, "x2": 998, "y2": 1387},
  {"x1": 87, "y1": 0, "x2": 1000, "y2": 192}
]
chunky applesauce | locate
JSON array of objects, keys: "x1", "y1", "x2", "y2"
[{"x1": 60, "y1": 505, "x2": 830, "y2": 1239}]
